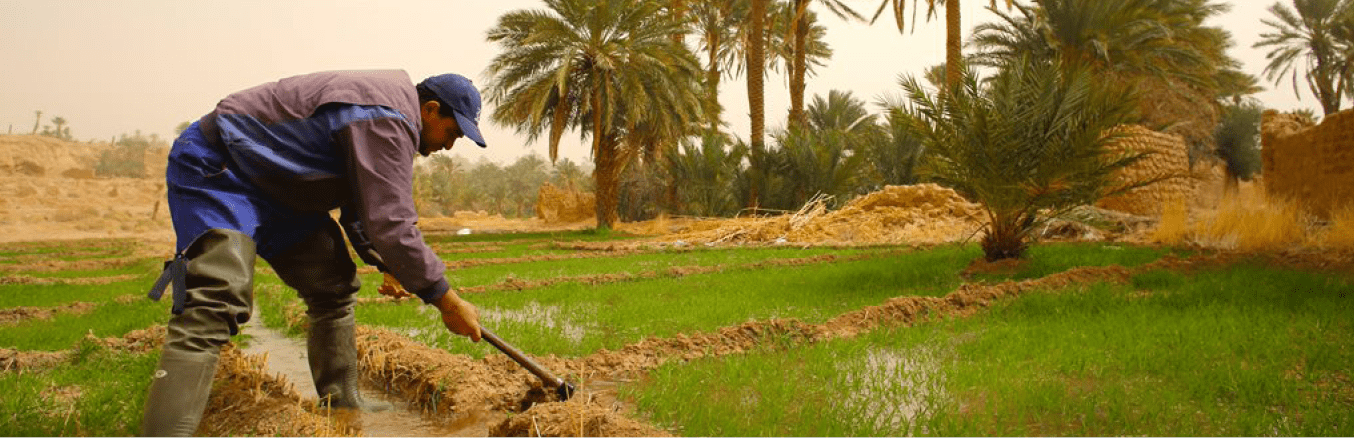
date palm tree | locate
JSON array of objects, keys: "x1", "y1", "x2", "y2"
[
  {"x1": 485, "y1": 0, "x2": 703, "y2": 229},
  {"x1": 971, "y1": 0, "x2": 1244, "y2": 156},
  {"x1": 667, "y1": 133, "x2": 748, "y2": 216},
  {"x1": 786, "y1": 0, "x2": 862, "y2": 127},
  {"x1": 1255, "y1": 0, "x2": 1354, "y2": 116},
  {"x1": 897, "y1": 56, "x2": 1151, "y2": 261},
  {"x1": 692, "y1": 0, "x2": 748, "y2": 135},
  {"x1": 747, "y1": 0, "x2": 769, "y2": 210}
]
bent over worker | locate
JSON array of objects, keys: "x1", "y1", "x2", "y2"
[{"x1": 142, "y1": 70, "x2": 484, "y2": 436}]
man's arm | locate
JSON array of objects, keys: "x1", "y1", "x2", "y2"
[
  {"x1": 338, "y1": 116, "x2": 448, "y2": 304},
  {"x1": 339, "y1": 114, "x2": 480, "y2": 341}
]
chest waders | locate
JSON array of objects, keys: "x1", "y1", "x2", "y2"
[{"x1": 142, "y1": 123, "x2": 388, "y2": 436}]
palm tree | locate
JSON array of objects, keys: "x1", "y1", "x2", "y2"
[
  {"x1": 550, "y1": 158, "x2": 590, "y2": 191},
  {"x1": 873, "y1": 0, "x2": 1011, "y2": 90},
  {"x1": 747, "y1": 0, "x2": 769, "y2": 210},
  {"x1": 485, "y1": 0, "x2": 704, "y2": 229},
  {"x1": 775, "y1": 90, "x2": 875, "y2": 205},
  {"x1": 971, "y1": 0, "x2": 1244, "y2": 156},
  {"x1": 785, "y1": 0, "x2": 855, "y2": 128},
  {"x1": 50, "y1": 116, "x2": 67, "y2": 139},
  {"x1": 667, "y1": 134, "x2": 748, "y2": 216},
  {"x1": 786, "y1": 0, "x2": 862, "y2": 127},
  {"x1": 691, "y1": 0, "x2": 748, "y2": 135},
  {"x1": 771, "y1": 2, "x2": 834, "y2": 88},
  {"x1": 804, "y1": 89, "x2": 878, "y2": 135},
  {"x1": 1255, "y1": 0, "x2": 1354, "y2": 116},
  {"x1": 897, "y1": 56, "x2": 1151, "y2": 261}
]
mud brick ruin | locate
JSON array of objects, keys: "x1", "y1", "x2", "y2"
[{"x1": 1262, "y1": 109, "x2": 1354, "y2": 219}]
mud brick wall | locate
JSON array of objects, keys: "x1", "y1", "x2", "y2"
[
  {"x1": 1262, "y1": 109, "x2": 1354, "y2": 219},
  {"x1": 1097, "y1": 125, "x2": 1193, "y2": 217}
]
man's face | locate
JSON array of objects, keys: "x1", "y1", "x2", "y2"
[{"x1": 419, "y1": 101, "x2": 464, "y2": 156}]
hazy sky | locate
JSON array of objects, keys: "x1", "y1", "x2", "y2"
[{"x1": 0, "y1": 0, "x2": 1318, "y2": 166}]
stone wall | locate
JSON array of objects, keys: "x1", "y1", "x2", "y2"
[
  {"x1": 1096, "y1": 125, "x2": 1194, "y2": 217},
  {"x1": 1262, "y1": 109, "x2": 1354, "y2": 219}
]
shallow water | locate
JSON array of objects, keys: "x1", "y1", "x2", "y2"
[{"x1": 238, "y1": 316, "x2": 486, "y2": 436}]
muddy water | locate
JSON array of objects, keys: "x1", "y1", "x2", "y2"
[{"x1": 239, "y1": 317, "x2": 487, "y2": 436}]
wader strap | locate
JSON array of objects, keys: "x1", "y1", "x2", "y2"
[{"x1": 148, "y1": 255, "x2": 188, "y2": 315}]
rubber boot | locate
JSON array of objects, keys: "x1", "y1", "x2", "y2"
[
  {"x1": 140, "y1": 350, "x2": 218, "y2": 436},
  {"x1": 142, "y1": 229, "x2": 256, "y2": 436},
  {"x1": 308, "y1": 313, "x2": 392, "y2": 412},
  {"x1": 266, "y1": 220, "x2": 389, "y2": 412}
]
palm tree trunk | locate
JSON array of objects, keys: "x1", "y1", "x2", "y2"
[
  {"x1": 594, "y1": 136, "x2": 621, "y2": 229},
  {"x1": 706, "y1": 33, "x2": 723, "y2": 135},
  {"x1": 945, "y1": 0, "x2": 962, "y2": 90},
  {"x1": 748, "y1": 0, "x2": 767, "y2": 210},
  {"x1": 590, "y1": 80, "x2": 619, "y2": 229},
  {"x1": 789, "y1": 0, "x2": 809, "y2": 127}
]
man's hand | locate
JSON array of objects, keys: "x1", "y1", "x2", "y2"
[
  {"x1": 436, "y1": 291, "x2": 482, "y2": 342},
  {"x1": 377, "y1": 273, "x2": 413, "y2": 299}
]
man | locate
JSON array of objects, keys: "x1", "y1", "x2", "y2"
[{"x1": 142, "y1": 70, "x2": 484, "y2": 436}]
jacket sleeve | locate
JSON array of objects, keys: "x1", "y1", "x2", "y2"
[{"x1": 338, "y1": 117, "x2": 449, "y2": 305}]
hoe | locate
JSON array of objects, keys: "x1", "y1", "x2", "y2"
[
  {"x1": 481, "y1": 327, "x2": 577, "y2": 401},
  {"x1": 378, "y1": 273, "x2": 576, "y2": 400}
]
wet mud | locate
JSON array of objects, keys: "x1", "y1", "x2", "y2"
[{"x1": 238, "y1": 318, "x2": 482, "y2": 436}]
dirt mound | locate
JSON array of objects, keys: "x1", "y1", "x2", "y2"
[
  {"x1": 358, "y1": 327, "x2": 549, "y2": 415},
  {"x1": 0, "y1": 302, "x2": 98, "y2": 325},
  {"x1": 0, "y1": 274, "x2": 138, "y2": 285},
  {"x1": 0, "y1": 135, "x2": 109, "y2": 177},
  {"x1": 537, "y1": 182, "x2": 596, "y2": 224},
  {"x1": 661, "y1": 184, "x2": 983, "y2": 246},
  {"x1": 83, "y1": 326, "x2": 165, "y2": 353},
  {"x1": 0, "y1": 348, "x2": 67, "y2": 372}
]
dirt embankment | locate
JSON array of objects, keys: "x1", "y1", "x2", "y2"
[{"x1": 0, "y1": 135, "x2": 173, "y2": 244}]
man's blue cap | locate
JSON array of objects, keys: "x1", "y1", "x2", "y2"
[{"x1": 419, "y1": 73, "x2": 487, "y2": 148}]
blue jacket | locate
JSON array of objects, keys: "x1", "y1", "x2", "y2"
[{"x1": 194, "y1": 70, "x2": 448, "y2": 303}]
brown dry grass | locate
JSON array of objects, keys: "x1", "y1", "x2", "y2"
[
  {"x1": 1317, "y1": 204, "x2": 1354, "y2": 249},
  {"x1": 200, "y1": 345, "x2": 356, "y2": 436},
  {"x1": 1150, "y1": 185, "x2": 1349, "y2": 251}
]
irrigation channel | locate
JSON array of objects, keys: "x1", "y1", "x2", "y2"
[{"x1": 238, "y1": 314, "x2": 483, "y2": 436}]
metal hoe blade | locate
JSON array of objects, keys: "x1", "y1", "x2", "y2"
[{"x1": 480, "y1": 327, "x2": 576, "y2": 400}]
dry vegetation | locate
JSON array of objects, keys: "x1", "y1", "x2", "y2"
[{"x1": 1151, "y1": 182, "x2": 1352, "y2": 252}]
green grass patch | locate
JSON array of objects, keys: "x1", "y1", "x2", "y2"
[
  {"x1": 0, "y1": 342, "x2": 157, "y2": 436},
  {"x1": 0, "y1": 299, "x2": 169, "y2": 350},
  {"x1": 423, "y1": 229, "x2": 644, "y2": 245},
  {"x1": 0, "y1": 238, "x2": 137, "y2": 260},
  {"x1": 625, "y1": 261, "x2": 1354, "y2": 436},
  {"x1": 624, "y1": 322, "x2": 947, "y2": 436},
  {"x1": 965, "y1": 242, "x2": 1183, "y2": 282},
  {"x1": 345, "y1": 245, "x2": 979, "y2": 358},
  {"x1": 441, "y1": 246, "x2": 875, "y2": 288},
  {"x1": 0, "y1": 271, "x2": 157, "y2": 308},
  {"x1": 3, "y1": 257, "x2": 161, "y2": 280}
]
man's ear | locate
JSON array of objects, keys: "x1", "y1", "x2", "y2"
[{"x1": 421, "y1": 100, "x2": 441, "y2": 117}]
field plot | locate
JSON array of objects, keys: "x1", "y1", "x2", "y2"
[{"x1": 2, "y1": 232, "x2": 1351, "y2": 436}]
